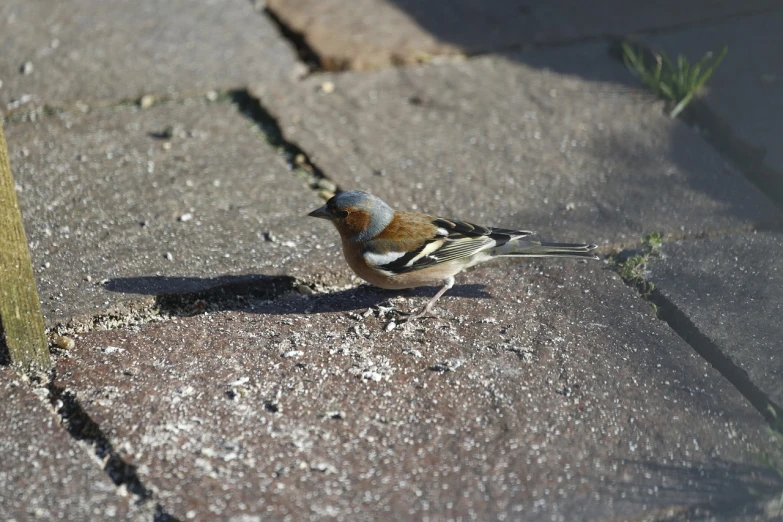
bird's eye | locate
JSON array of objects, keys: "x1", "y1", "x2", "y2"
[{"x1": 336, "y1": 210, "x2": 349, "y2": 218}]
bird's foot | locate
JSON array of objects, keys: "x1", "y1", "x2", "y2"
[{"x1": 398, "y1": 307, "x2": 440, "y2": 322}]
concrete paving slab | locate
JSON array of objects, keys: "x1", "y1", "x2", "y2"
[
  {"x1": 51, "y1": 261, "x2": 780, "y2": 520},
  {"x1": 0, "y1": 367, "x2": 136, "y2": 521},
  {"x1": 253, "y1": 47, "x2": 781, "y2": 246},
  {"x1": 646, "y1": 12, "x2": 783, "y2": 175},
  {"x1": 266, "y1": 0, "x2": 780, "y2": 71},
  {"x1": 0, "y1": 0, "x2": 301, "y2": 111},
  {"x1": 5, "y1": 100, "x2": 348, "y2": 327},
  {"x1": 647, "y1": 231, "x2": 783, "y2": 408}
]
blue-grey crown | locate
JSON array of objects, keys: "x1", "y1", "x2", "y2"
[{"x1": 329, "y1": 190, "x2": 394, "y2": 242}]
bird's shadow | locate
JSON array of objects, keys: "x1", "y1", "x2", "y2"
[{"x1": 104, "y1": 274, "x2": 492, "y2": 316}]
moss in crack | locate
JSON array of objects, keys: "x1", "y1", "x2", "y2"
[{"x1": 610, "y1": 232, "x2": 662, "y2": 312}]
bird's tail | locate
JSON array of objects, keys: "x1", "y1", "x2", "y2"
[{"x1": 491, "y1": 240, "x2": 598, "y2": 260}]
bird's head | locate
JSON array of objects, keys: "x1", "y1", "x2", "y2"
[{"x1": 308, "y1": 190, "x2": 394, "y2": 242}]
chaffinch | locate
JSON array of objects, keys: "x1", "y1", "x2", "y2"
[{"x1": 309, "y1": 190, "x2": 597, "y2": 318}]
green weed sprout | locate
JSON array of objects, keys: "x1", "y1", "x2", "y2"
[{"x1": 622, "y1": 43, "x2": 728, "y2": 118}]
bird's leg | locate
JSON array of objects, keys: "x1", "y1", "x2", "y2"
[{"x1": 406, "y1": 276, "x2": 455, "y2": 320}]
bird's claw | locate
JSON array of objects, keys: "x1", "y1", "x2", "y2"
[{"x1": 398, "y1": 308, "x2": 440, "y2": 322}]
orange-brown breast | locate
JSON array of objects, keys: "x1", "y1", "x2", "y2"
[
  {"x1": 340, "y1": 236, "x2": 398, "y2": 288},
  {"x1": 341, "y1": 234, "x2": 465, "y2": 289}
]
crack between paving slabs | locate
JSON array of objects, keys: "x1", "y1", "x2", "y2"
[
  {"x1": 647, "y1": 284, "x2": 783, "y2": 425},
  {"x1": 4, "y1": 88, "x2": 341, "y2": 199},
  {"x1": 4, "y1": 368, "x2": 178, "y2": 521},
  {"x1": 228, "y1": 88, "x2": 341, "y2": 199},
  {"x1": 44, "y1": 375, "x2": 180, "y2": 522},
  {"x1": 610, "y1": 236, "x2": 783, "y2": 428},
  {"x1": 259, "y1": 2, "x2": 326, "y2": 73}
]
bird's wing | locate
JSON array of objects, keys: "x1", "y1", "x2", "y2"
[{"x1": 369, "y1": 218, "x2": 533, "y2": 275}]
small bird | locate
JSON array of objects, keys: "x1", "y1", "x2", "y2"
[{"x1": 309, "y1": 190, "x2": 598, "y2": 318}]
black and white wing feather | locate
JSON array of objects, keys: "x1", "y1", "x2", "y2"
[{"x1": 375, "y1": 218, "x2": 533, "y2": 275}]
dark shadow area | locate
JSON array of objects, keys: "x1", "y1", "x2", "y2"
[
  {"x1": 680, "y1": 99, "x2": 783, "y2": 207},
  {"x1": 104, "y1": 274, "x2": 492, "y2": 317},
  {"x1": 384, "y1": 0, "x2": 780, "y2": 67},
  {"x1": 383, "y1": 0, "x2": 783, "y2": 213},
  {"x1": 604, "y1": 458, "x2": 783, "y2": 517},
  {"x1": 105, "y1": 274, "x2": 299, "y2": 300}
]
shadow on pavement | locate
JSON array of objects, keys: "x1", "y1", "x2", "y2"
[
  {"x1": 622, "y1": 459, "x2": 783, "y2": 516},
  {"x1": 104, "y1": 274, "x2": 492, "y2": 316},
  {"x1": 380, "y1": 0, "x2": 782, "y2": 226}
]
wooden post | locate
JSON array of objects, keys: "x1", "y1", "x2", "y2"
[{"x1": 0, "y1": 121, "x2": 51, "y2": 372}]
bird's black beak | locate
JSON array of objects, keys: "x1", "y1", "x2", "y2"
[{"x1": 307, "y1": 205, "x2": 331, "y2": 220}]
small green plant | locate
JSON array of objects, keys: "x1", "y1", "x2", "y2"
[
  {"x1": 642, "y1": 231, "x2": 662, "y2": 252},
  {"x1": 613, "y1": 232, "x2": 663, "y2": 305},
  {"x1": 622, "y1": 42, "x2": 728, "y2": 118}
]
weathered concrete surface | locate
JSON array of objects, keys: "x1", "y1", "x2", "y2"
[
  {"x1": 5, "y1": 100, "x2": 349, "y2": 327},
  {"x1": 0, "y1": 0, "x2": 301, "y2": 112},
  {"x1": 0, "y1": 368, "x2": 136, "y2": 521},
  {"x1": 647, "y1": 11, "x2": 783, "y2": 176},
  {"x1": 647, "y1": 231, "x2": 783, "y2": 408},
  {"x1": 52, "y1": 261, "x2": 779, "y2": 520},
  {"x1": 266, "y1": 0, "x2": 780, "y2": 70},
  {"x1": 254, "y1": 47, "x2": 781, "y2": 245}
]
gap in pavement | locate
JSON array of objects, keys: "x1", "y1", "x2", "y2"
[
  {"x1": 228, "y1": 89, "x2": 342, "y2": 198},
  {"x1": 260, "y1": 4, "x2": 324, "y2": 73},
  {"x1": 610, "y1": 234, "x2": 783, "y2": 428},
  {"x1": 42, "y1": 376, "x2": 181, "y2": 521},
  {"x1": 649, "y1": 284, "x2": 783, "y2": 424}
]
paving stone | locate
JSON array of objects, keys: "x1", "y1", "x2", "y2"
[
  {"x1": 0, "y1": 367, "x2": 136, "y2": 521},
  {"x1": 0, "y1": 0, "x2": 301, "y2": 111},
  {"x1": 266, "y1": 0, "x2": 780, "y2": 71},
  {"x1": 646, "y1": 11, "x2": 783, "y2": 175},
  {"x1": 253, "y1": 46, "x2": 781, "y2": 246},
  {"x1": 5, "y1": 100, "x2": 348, "y2": 327},
  {"x1": 647, "y1": 231, "x2": 783, "y2": 408},
  {"x1": 52, "y1": 261, "x2": 780, "y2": 520}
]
